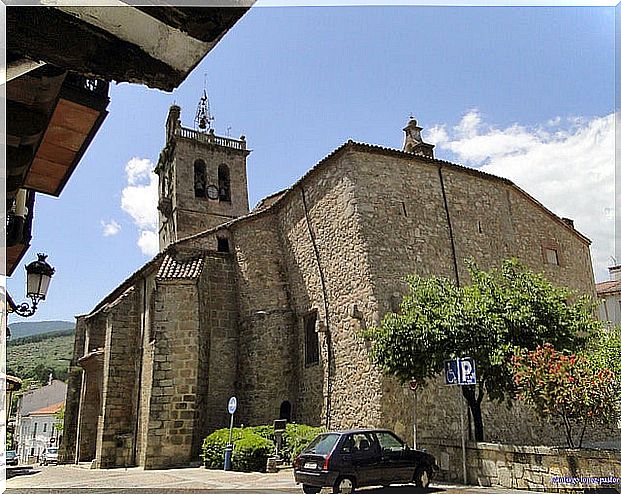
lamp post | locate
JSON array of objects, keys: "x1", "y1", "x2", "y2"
[{"x1": 13, "y1": 253, "x2": 55, "y2": 318}]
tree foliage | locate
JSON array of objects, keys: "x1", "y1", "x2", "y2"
[
  {"x1": 364, "y1": 258, "x2": 600, "y2": 441},
  {"x1": 512, "y1": 344, "x2": 618, "y2": 448},
  {"x1": 585, "y1": 325, "x2": 621, "y2": 381},
  {"x1": 54, "y1": 404, "x2": 65, "y2": 432}
]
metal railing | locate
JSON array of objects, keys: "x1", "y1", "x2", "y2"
[{"x1": 176, "y1": 126, "x2": 246, "y2": 150}]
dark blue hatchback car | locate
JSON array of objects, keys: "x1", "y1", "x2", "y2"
[{"x1": 293, "y1": 429, "x2": 438, "y2": 494}]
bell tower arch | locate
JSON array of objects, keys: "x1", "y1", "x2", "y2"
[{"x1": 155, "y1": 103, "x2": 250, "y2": 251}]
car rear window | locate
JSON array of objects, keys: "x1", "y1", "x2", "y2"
[
  {"x1": 47, "y1": 448, "x2": 58, "y2": 453},
  {"x1": 303, "y1": 433, "x2": 340, "y2": 455}
]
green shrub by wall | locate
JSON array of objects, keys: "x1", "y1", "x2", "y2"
[
  {"x1": 202, "y1": 423, "x2": 324, "y2": 471},
  {"x1": 231, "y1": 434, "x2": 275, "y2": 473},
  {"x1": 282, "y1": 424, "x2": 325, "y2": 463}
]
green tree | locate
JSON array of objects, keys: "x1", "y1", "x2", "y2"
[
  {"x1": 512, "y1": 344, "x2": 618, "y2": 448},
  {"x1": 585, "y1": 325, "x2": 621, "y2": 380},
  {"x1": 364, "y1": 259, "x2": 600, "y2": 441},
  {"x1": 54, "y1": 404, "x2": 65, "y2": 432}
]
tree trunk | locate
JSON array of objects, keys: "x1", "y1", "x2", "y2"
[{"x1": 461, "y1": 385, "x2": 484, "y2": 441}]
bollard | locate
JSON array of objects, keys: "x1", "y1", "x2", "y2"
[{"x1": 223, "y1": 443, "x2": 233, "y2": 471}]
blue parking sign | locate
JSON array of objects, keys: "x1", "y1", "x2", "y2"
[
  {"x1": 459, "y1": 357, "x2": 476, "y2": 385},
  {"x1": 445, "y1": 357, "x2": 477, "y2": 385},
  {"x1": 444, "y1": 360, "x2": 459, "y2": 385}
]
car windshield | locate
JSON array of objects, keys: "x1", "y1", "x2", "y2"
[
  {"x1": 6, "y1": 451, "x2": 16, "y2": 458},
  {"x1": 303, "y1": 433, "x2": 340, "y2": 455},
  {"x1": 47, "y1": 448, "x2": 58, "y2": 454}
]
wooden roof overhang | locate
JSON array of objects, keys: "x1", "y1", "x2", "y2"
[
  {"x1": 7, "y1": 5, "x2": 252, "y2": 91},
  {"x1": 23, "y1": 73, "x2": 110, "y2": 197},
  {"x1": 6, "y1": 67, "x2": 110, "y2": 276}
]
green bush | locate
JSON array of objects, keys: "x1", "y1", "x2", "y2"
[
  {"x1": 202, "y1": 427, "x2": 243, "y2": 470},
  {"x1": 231, "y1": 433, "x2": 275, "y2": 472},
  {"x1": 202, "y1": 423, "x2": 324, "y2": 471},
  {"x1": 202, "y1": 427, "x2": 274, "y2": 472},
  {"x1": 282, "y1": 424, "x2": 325, "y2": 463}
]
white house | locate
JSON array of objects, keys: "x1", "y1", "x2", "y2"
[
  {"x1": 596, "y1": 265, "x2": 621, "y2": 327},
  {"x1": 15, "y1": 380, "x2": 66, "y2": 463}
]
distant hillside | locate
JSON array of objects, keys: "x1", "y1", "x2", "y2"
[
  {"x1": 7, "y1": 331, "x2": 74, "y2": 383},
  {"x1": 8, "y1": 320, "x2": 75, "y2": 339}
]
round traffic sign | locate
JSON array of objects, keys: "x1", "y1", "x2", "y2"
[
  {"x1": 409, "y1": 380, "x2": 418, "y2": 391},
  {"x1": 228, "y1": 396, "x2": 237, "y2": 414}
]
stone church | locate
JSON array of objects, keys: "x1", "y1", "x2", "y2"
[{"x1": 61, "y1": 105, "x2": 597, "y2": 469}]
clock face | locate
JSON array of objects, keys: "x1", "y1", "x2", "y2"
[{"x1": 206, "y1": 185, "x2": 219, "y2": 200}]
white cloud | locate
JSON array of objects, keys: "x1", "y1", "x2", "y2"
[
  {"x1": 120, "y1": 157, "x2": 159, "y2": 256},
  {"x1": 454, "y1": 108, "x2": 482, "y2": 139},
  {"x1": 101, "y1": 220, "x2": 121, "y2": 237},
  {"x1": 137, "y1": 230, "x2": 159, "y2": 257},
  {"x1": 429, "y1": 111, "x2": 614, "y2": 282},
  {"x1": 125, "y1": 157, "x2": 153, "y2": 185}
]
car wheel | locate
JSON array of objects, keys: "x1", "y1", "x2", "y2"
[
  {"x1": 414, "y1": 467, "x2": 431, "y2": 489},
  {"x1": 333, "y1": 476, "x2": 355, "y2": 494},
  {"x1": 302, "y1": 485, "x2": 321, "y2": 494}
]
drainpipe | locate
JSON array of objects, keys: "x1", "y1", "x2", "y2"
[
  {"x1": 438, "y1": 166, "x2": 460, "y2": 287},
  {"x1": 300, "y1": 186, "x2": 333, "y2": 429}
]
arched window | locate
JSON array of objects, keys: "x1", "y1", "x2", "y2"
[
  {"x1": 194, "y1": 160, "x2": 206, "y2": 197},
  {"x1": 279, "y1": 401, "x2": 292, "y2": 422},
  {"x1": 218, "y1": 164, "x2": 231, "y2": 202}
]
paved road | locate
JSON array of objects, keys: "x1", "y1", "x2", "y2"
[{"x1": 5, "y1": 464, "x2": 619, "y2": 494}]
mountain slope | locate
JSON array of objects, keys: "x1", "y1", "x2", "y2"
[{"x1": 8, "y1": 320, "x2": 75, "y2": 339}]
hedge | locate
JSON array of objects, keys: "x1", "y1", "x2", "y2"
[{"x1": 202, "y1": 423, "x2": 324, "y2": 472}]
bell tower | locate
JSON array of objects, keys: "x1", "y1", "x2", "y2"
[{"x1": 155, "y1": 97, "x2": 250, "y2": 251}]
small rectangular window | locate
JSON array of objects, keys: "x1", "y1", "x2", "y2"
[
  {"x1": 545, "y1": 248, "x2": 559, "y2": 266},
  {"x1": 43, "y1": 423, "x2": 47, "y2": 433},
  {"x1": 217, "y1": 237, "x2": 230, "y2": 253},
  {"x1": 304, "y1": 311, "x2": 319, "y2": 365}
]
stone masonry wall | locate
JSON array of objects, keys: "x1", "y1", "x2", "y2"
[
  {"x1": 197, "y1": 253, "x2": 239, "y2": 434},
  {"x1": 144, "y1": 281, "x2": 201, "y2": 469},
  {"x1": 95, "y1": 287, "x2": 141, "y2": 468},
  {"x1": 59, "y1": 315, "x2": 87, "y2": 463},
  {"x1": 160, "y1": 136, "x2": 249, "y2": 249},
  {"x1": 230, "y1": 213, "x2": 296, "y2": 426},
  {"x1": 421, "y1": 439, "x2": 621, "y2": 491},
  {"x1": 135, "y1": 275, "x2": 156, "y2": 467},
  {"x1": 347, "y1": 149, "x2": 598, "y2": 446},
  {"x1": 77, "y1": 313, "x2": 106, "y2": 462},
  {"x1": 274, "y1": 152, "x2": 382, "y2": 429}
]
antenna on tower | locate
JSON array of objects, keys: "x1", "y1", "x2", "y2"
[{"x1": 194, "y1": 74, "x2": 214, "y2": 132}]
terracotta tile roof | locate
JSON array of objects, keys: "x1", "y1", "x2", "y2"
[
  {"x1": 596, "y1": 280, "x2": 621, "y2": 296},
  {"x1": 156, "y1": 254, "x2": 204, "y2": 280},
  {"x1": 30, "y1": 401, "x2": 63, "y2": 416}
]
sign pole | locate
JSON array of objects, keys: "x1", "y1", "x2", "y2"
[
  {"x1": 224, "y1": 396, "x2": 237, "y2": 471},
  {"x1": 413, "y1": 389, "x2": 418, "y2": 450},
  {"x1": 459, "y1": 386, "x2": 467, "y2": 485},
  {"x1": 228, "y1": 411, "x2": 234, "y2": 446},
  {"x1": 445, "y1": 357, "x2": 475, "y2": 487}
]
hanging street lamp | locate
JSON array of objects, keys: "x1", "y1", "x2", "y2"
[{"x1": 12, "y1": 253, "x2": 55, "y2": 318}]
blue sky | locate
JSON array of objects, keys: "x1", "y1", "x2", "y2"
[{"x1": 7, "y1": 6, "x2": 616, "y2": 323}]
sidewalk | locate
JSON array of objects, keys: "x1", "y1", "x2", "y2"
[
  {"x1": 7, "y1": 464, "x2": 613, "y2": 494},
  {"x1": 6, "y1": 464, "x2": 298, "y2": 490}
]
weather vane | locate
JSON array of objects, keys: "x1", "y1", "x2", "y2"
[{"x1": 194, "y1": 74, "x2": 214, "y2": 132}]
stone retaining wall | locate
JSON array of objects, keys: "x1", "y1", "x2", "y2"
[{"x1": 420, "y1": 438, "x2": 621, "y2": 491}]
